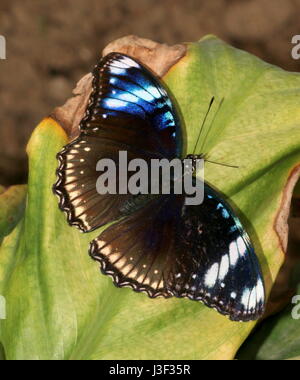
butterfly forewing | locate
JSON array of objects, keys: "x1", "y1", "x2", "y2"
[
  {"x1": 54, "y1": 52, "x2": 182, "y2": 232},
  {"x1": 82, "y1": 53, "x2": 182, "y2": 158}
]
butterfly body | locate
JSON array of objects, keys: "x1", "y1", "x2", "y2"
[{"x1": 54, "y1": 52, "x2": 266, "y2": 322}]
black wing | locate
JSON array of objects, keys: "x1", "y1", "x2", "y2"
[
  {"x1": 54, "y1": 53, "x2": 182, "y2": 232},
  {"x1": 90, "y1": 181, "x2": 265, "y2": 322}
]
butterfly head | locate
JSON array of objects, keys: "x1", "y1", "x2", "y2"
[{"x1": 185, "y1": 154, "x2": 206, "y2": 172}]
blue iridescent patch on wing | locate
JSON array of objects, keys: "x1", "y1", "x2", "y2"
[{"x1": 93, "y1": 53, "x2": 182, "y2": 157}]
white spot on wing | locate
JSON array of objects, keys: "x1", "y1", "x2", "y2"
[
  {"x1": 120, "y1": 56, "x2": 139, "y2": 68},
  {"x1": 133, "y1": 88, "x2": 155, "y2": 102},
  {"x1": 237, "y1": 236, "x2": 247, "y2": 256},
  {"x1": 229, "y1": 241, "x2": 239, "y2": 266},
  {"x1": 65, "y1": 183, "x2": 77, "y2": 192},
  {"x1": 116, "y1": 92, "x2": 138, "y2": 103},
  {"x1": 114, "y1": 257, "x2": 127, "y2": 269},
  {"x1": 104, "y1": 98, "x2": 126, "y2": 109},
  {"x1": 69, "y1": 190, "x2": 83, "y2": 201},
  {"x1": 249, "y1": 287, "x2": 257, "y2": 311},
  {"x1": 241, "y1": 288, "x2": 251, "y2": 308},
  {"x1": 109, "y1": 66, "x2": 126, "y2": 75},
  {"x1": 219, "y1": 255, "x2": 230, "y2": 281},
  {"x1": 147, "y1": 85, "x2": 162, "y2": 99},
  {"x1": 256, "y1": 278, "x2": 265, "y2": 303},
  {"x1": 204, "y1": 263, "x2": 219, "y2": 288},
  {"x1": 143, "y1": 276, "x2": 152, "y2": 286},
  {"x1": 67, "y1": 176, "x2": 78, "y2": 182},
  {"x1": 109, "y1": 60, "x2": 130, "y2": 69},
  {"x1": 127, "y1": 268, "x2": 139, "y2": 279}
]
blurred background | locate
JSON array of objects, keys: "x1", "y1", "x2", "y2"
[{"x1": 0, "y1": 0, "x2": 300, "y2": 185}]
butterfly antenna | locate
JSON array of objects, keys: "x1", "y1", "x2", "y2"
[
  {"x1": 199, "y1": 98, "x2": 238, "y2": 169},
  {"x1": 205, "y1": 158, "x2": 239, "y2": 169},
  {"x1": 199, "y1": 97, "x2": 224, "y2": 154},
  {"x1": 192, "y1": 97, "x2": 215, "y2": 155}
]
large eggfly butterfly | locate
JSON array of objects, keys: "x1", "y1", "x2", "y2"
[{"x1": 54, "y1": 53, "x2": 265, "y2": 322}]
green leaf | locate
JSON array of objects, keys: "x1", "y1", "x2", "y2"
[
  {"x1": 1, "y1": 36, "x2": 300, "y2": 360},
  {"x1": 0, "y1": 185, "x2": 27, "y2": 243},
  {"x1": 0, "y1": 343, "x2": 5, "y2": 360},
  {"x1": 236, "y1": 282, "x2": 300, "y2": 360},
  {"x1": 236, "y1": 218, "x2": 300, "y2": 361}
]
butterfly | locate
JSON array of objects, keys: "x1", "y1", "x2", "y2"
[{"x1": 54, "y1": 52, "x2": 266, "y2": 322}]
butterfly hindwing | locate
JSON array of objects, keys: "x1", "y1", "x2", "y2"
[
  {"x1": 173, "y1": 182, "x2": 265, "y2": 322},
  {"x1": 90, "y1": 181, "x2": 265, "y2": 322},
  {"x1": 90, "y1": 194, "x2": 182, "y2": 298},
  {"x1": 54, "y1": 53, "x2": 182, "y2": 232}
]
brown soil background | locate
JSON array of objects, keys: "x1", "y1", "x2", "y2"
[{"x1": 0, "y1": 0, "x2": 300, "y2": 185}]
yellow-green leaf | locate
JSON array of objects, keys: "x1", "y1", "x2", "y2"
[{"x1": 0, "y1": 185, "x2": 26, "y2": 243}]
